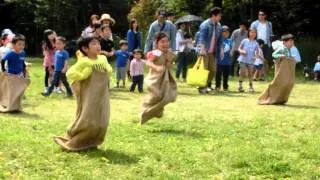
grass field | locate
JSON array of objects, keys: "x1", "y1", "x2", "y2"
[{"x1": 0, "y1": 58, "x2": 319, "y2": 179}]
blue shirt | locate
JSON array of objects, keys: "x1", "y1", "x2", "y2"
[
  {"x1": 238, "y1": 38, "x2": 259, "y2": 64},
  {"x1": 218, "y1": 38, "x2": 232, "y2": 65},
  {"x1": 144, "y1": 20, "x2": 177, "y2": 53},
  {"x1": 2, "y1": 49, "x2": 25, "y2": 74},
  {"x1": 127, "y1": 30, "x2": 142, "y2": 52},
  {"x1": 199, "y1": 19, "x2": 224, "y2": 61},
  {"x1": 314, "y1": 62, "x2": 320, "y2": 71},
  {"x1": 54, "y1": 50, "x2": 69, "y2": 71},
  {"x1": 115, "y1": 50, "x2": 130, "y2": 68}
]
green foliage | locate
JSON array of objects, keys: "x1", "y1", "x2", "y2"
[{"x1": 0, "y1": 59, "x2": 319, "y2": 179}]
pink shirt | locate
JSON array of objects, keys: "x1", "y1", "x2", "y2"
[
  {"x1": 42, "y1": 44, "x2": 55, "y2": 67},
  {"x1": 130, "y1": 59, "x2": 146, "y2": 76}
]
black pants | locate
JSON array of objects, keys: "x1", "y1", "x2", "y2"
[
  {"x1": 176, "y1": 52, "x2": 188, "y2": 79},
  {"x1": 130, "y1": 75, "x2": 144, "y2": 93},
  {"x1": 47, "y1": 71, "x2": 72, "y2": 95},
  {"x1": 44, "y1": 66, "x2": 54, "y2": 87},
  {"x1": 215, "y1": 65, "x2": 230, "y2": 89},
  {"x1": 231, "y1": 51, "x2": 240, "y2": 76}
]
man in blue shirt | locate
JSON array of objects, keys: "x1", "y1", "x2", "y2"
[
  {"x1": 115, "y1": 40, "x2": 130, "y2": 88},
  {"x1": 42, "y1": 36, "x2": 73, "y2": 97},
  {"x1": 1, "y1": 35, "x2": 26, "y2": 77},
  {"x1": 198, "y1": 7, "x2": 224, "y2": 94},
  {"x1": 144, "y1": 9, "x2": 177, "y2": 54}
]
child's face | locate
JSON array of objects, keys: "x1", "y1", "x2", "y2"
[
  {"x1": 55, "y1": 40, "x2": 65, "y2": 50},
  {"x1": 12, "y1": 40, "x2": 25, "y2": 52},
  {"x1": 134, "y1": 52, "x2": 142, "y2": 59},
  {"x1": 83, "y1": 39, "x2": 101, "y2": 55},
  {"x1": 222, "y1": 31, "x2": 230, "y2": 38},
  {"x1": 249, "y1": 29, "x2": 257, "y2": 39},
  {"x1": 121, "y1": 44, "x2": 128, "y2": 51},
  {"x1": 283, "y1": 39, "x2": 294, "y2": 48},
  {"x1": 157, "y1": 37, "x2": 170, "y2": 51}
]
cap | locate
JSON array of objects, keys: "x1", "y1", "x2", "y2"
[{"x1": 222, "y1": 25, "x2": 229, "y2": 32}]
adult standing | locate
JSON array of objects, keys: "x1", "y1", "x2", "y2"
[
  {"x1": 198, "y1": 7, "x2": 224, "y2": 94},
  {"x1": 230, "y1": 21, "x2": 248, "y2": 76},
  {"x1": 100, "y1": 14, "x2": 116, "y2": 41},
  {"x1": 175, "y1": 23, "x2": 193, "y2": 82},
  {"x1": 81, "y1": 14, "x2": 100, "y2": 38},
  {"x1": 144, "y1": 10, "x2": 177, "y2": 54},
  {"x1": 250, "y1": 10, "x2": 273, "y2": 79},
  {"x1": 127, "y1": 19, "x2": 142, "y2": 53}
]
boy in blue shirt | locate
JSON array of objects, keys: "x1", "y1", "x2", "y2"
[
  {"x1": 42, "y1": 36, "x2": 73, "y2": 97},
  {"x1": 115, "y1": 40, "x2": 130, "y2": 88},
  {"x1": 215, "y1": 26, "x2": 232, "y2": 92},
  {"x1": 1, "y1": 35, "x2": 26, "y2": 77}
]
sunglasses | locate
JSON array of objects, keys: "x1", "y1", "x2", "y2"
[{"x1": 259, "y1": 14, "x2": 265, "y2": 16}]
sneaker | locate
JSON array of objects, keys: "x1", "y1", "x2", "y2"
[
  {"x1": 198, "y1": 88, "x2": 207, "y2": 94},
  {"x1": 238, "y1": 86, "x2": 244, "y2": 92},
  {"x1": 41, "y1": 92, "x2": 49, "y2": 97},
  {"x1": 206, "y1": 87, "x2": 213, "y2": 92},
  {"x1": 249, "y1": 87, "x2": 254, "y2": 93},
  {"x1": 43, "y1": 87, "x2": 48, "y2": 93},
  {"x1": 56, "y1": 88, "x2": 63, "y2": 94}
]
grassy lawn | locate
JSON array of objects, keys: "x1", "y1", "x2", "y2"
[{"x1": 0, "y1": 58, "x2": 319, "y2": 179}]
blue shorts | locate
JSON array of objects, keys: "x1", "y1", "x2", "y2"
[{"x1": 254, "y1": 64, "x2": 263, "y2": 70}]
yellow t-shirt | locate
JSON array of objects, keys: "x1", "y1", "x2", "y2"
[{"x1": 66, "y1": 55, "x2": 112, "y2": 84}]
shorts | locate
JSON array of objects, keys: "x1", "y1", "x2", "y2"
[
  {"x1": 239, "y1": 62, "x2": 254, "y2": 69},
  {"x1": 116, "y1": 67, "x2": 126, "y2": 81},
  {"x1": 254, "y1": 64, "x2": 264, "y2": 70}
]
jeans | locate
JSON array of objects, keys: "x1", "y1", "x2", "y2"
[
  {"x1": 130, "y1": 75, "x2": 144, "y2": 92},
  {"x1": 215, "y1": 65, "x2": 230, "y2": 89},
  {"x1": 47, "y1": 71, "x2": 72, "y2": 95},
  {"x1": 176, "y1": 52, "x2": 188, "y2": 79}
]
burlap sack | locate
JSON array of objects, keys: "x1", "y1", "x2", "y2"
[
  {"x1": 0, "y1": 72, "x2": 30, "y2": 112},
  {"x1": 258, "y1": 58, "x2": 296, "y2": 105},
  {"x1": 141, "y1": 52, "x2": 177, "y2": 124},
  {"x1": 54, "y1": 71, "x2": 110, "y2": 151}
]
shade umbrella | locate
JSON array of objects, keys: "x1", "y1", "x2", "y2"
[{"x1": 174, "y1": 15, "x2": 203, "y2": 25}]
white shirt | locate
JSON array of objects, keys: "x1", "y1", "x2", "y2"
[
  {"x1": 254, "y1": 47, "x2": 264, "y2": 65},
  {"x1": 175, "y1": 30, "x2": 193, "y2": 53},
  {"x1": 257, "y1": 22, "x2": 267, "y2": 43}
]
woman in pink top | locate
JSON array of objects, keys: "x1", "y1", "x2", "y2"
[{"x1": 42, "y1": 29, "x2": 56, "y2": 92}]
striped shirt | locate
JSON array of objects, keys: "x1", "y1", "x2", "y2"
[{"x1": 130, "y1": 59, "x2": 146, "y2": 76}]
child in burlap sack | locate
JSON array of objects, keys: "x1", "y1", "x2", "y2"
[
  {"x1": 258, "y1": 34, "x2": 297, "y2": 105},
  {"x1": 141, "y1": 32, "x2": 177, "y2": 124},
  {"x1": 54, "y1": 36, "x2": 113, "y2": 151}
]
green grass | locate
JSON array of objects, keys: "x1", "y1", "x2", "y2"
[{"x1": 0, "y1": 58, "x2": 320, "y2": 179}]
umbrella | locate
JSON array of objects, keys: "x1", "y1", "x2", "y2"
[{"x1": 174, "y1": 15, "x2": 203, "y2": 25}]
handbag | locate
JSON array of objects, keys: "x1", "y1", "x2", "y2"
[{"x1": 186, "y1": 56, "x2": 209, "y2": 87}]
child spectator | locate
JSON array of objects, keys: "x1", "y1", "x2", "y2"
[
  {"x1": 41, "y1": 36, "x2": 73, "y2": 97},
  {"x1": 130, "y1": 49, "x2": 146, "y2": 93},
  {"x1": 313, "y1": 55, "x2": 320, "y2": 80},
  {"x1": 54, "y1": 36, "x2": 112, "y2": 151},
  {"x1": 115, "y1": 40, "x2": 130, "y2": 88},
  {"x1": 237, "y1": 28, "x2": 259, "y2": 92},
  {"x1": 215, "y1": 25, "x2": 232, "y2": 92},
  {"x1": 100, "y1": 24, "x2": 115, "y2": 58},
  {"x1": 42, "y1": 29, "x2": 56, "y2": 93},
  {"x1": 253, "y1": 39, "x2": 265, "y2": 81}
]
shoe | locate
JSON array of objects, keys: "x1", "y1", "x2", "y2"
[
  {"x1": 238, "y1": 86, "x2": 244, "y2": 92},
  {"x1": 223, "y1": 89, "x2": 229, "y2": 92},
  {"x1": 56, "y1": 89, "x2": 63, "y2": 94},
  {"x1": 253, "y1": 79, "x2": 257, "y2": 81},
  {"x1": 259, "y1": 78, "x2": 265, "y2": 81},
  {"x1": 41, "y1": 92, "x2": 49, "y2": 97},
  {"x1": 198, "y1": 88, "x2": 207, "y2": 94},
  {"x1": 249, "y1": 87, "x2": 254, "y2": 93},
  {"x1": 206, "y1": 87, "x2": 213, "y2": 92},
  {"x1": 43, "y1": 87, "x2": 48, "y2": 93}
]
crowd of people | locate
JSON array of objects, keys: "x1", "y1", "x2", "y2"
[{"x1": 0, "y1": 7, "x2": 319, "y2": 152}]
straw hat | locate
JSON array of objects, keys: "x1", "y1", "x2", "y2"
[{"x1": 100, "y1": 14, "x2": 115, "y2": 25}]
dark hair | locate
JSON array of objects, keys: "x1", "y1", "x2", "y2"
[
  {"x1": 130, "y1": 19, "x2": 139, "y2": 31},
  {"x1": 93, "y1": 22, "x2": 102, "y2": 29},
  {"x1": 77, "y1": 36, "x2": 100, "y2": 56},
  {"x1": 12, "y1": 34, "x2": 26, "y2": 44},
  {"x1": 154, "y1": 32, "x2": 168, "y2": 44},
  {"x1": 257, "y1": 39, "x2": 265, "y2": 45},
  {"x1": 101, "y1": 24, "x2": 110, "y2": 31},
  {"x1": 56, "y1": 36, "x2": 66, "y2": 43},
  {"x1": 133, "y1": 49, "x2": 143, "y2": 56},
  {"x1": 119, "y1": 40, "x2": 128, "y2": 47},
  {"x1": 209, "y1": 7, "x2": 222, "y2": 17},
  {"x1": 248, "y1": 28, "x2": 257, "y2": 38},
  {"x1": 239, "y1": 20, "x2": 248, "y2": 27},
  {"x1": 258, "y1": 9, "x2": 267, "y2": 16},
  {"x1": 43, "y1": 29, "x2": 55, "y2": 50}
]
